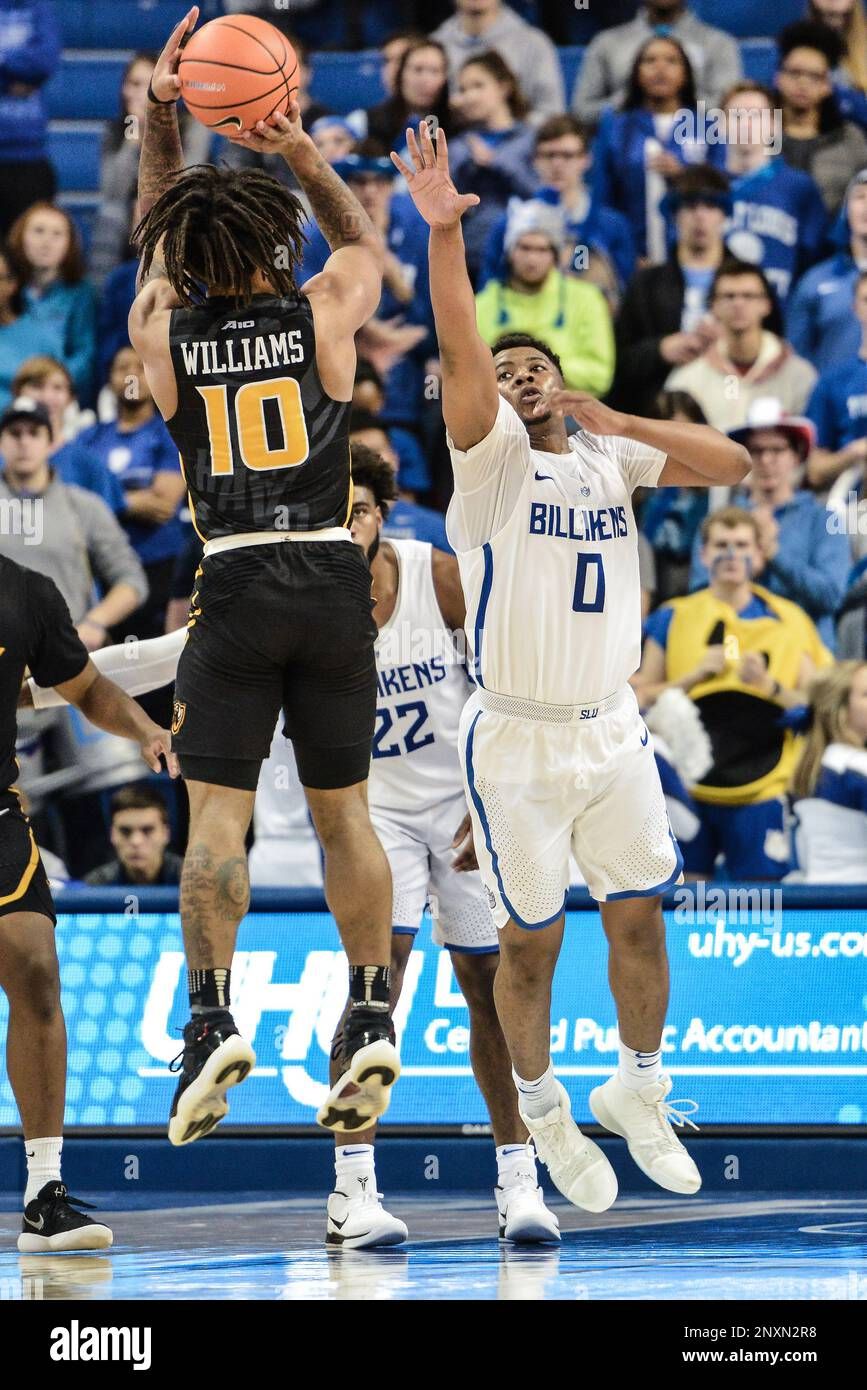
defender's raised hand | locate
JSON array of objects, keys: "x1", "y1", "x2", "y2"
[{"x1": 391, "y1": 123, "x2": 480, "y2": 229}]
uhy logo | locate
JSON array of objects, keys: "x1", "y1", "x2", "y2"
[{"x1": 50, "y1": 1321, "x2": 151, "y2": 1371}]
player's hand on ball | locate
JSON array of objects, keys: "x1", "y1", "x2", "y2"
[
  {"x1": 451, "y1": 812, "x2": 479, "y2": 873},
  {"x1": 535, "y1": 389, "x2": 631, "y2": 437},
  {"x1": 233, "y1": 101, "x2": 304, "y2": 152},
  {"x1": 142, "y1": 726, "x2": 180, "y2": 778},
  {"x1": 391, "y1": 123, "x2": 480, "y2": 229},
  {"x1": 151, "y1": 5, "x2": 199, "y2": 105}
]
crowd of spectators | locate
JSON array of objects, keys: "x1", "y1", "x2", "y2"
[{"x1": 4, "y1": 0, "x2": 867, "y2": 884}]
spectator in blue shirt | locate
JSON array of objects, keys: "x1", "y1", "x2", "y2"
[
  {"x1": 446, "y1": 51, "x2": 538, "y2": 285},
  {"x1": 689, "y1": 407, "x2": 849, "y2": 648},
  {"x1": 591, "y1": 35, "x2": 726, "y2": 263},
  {"x1": 78, "y1": 346, "x2": 186, "y2": 639},
  {"x1": 349, "y1": 414, "x2": 451, "y2": 553},
  {"x1": 300, "y1": 148, "x2": 432, "y2": 434},
  {"x1": 722, "y1": 82, "x2": 828, "y2": 307},
  {"x1": 788, "y1": 168, "x2": 867, "y2": 372},
  {"x1": 0, "y1": 242, "x2": 63, "y2": 411},
  {"x1": 11, "y1": 353, "x2": 123, "y2": 513},
  {"x1": 0, "y1": 0, "x2": 60, "y2": 237},
  {"x1": 807, "y1": 269, "x2": 867, "y2": 492},
  {"x1": 479, "y1": 114, "x2": 636, "y2": 303},
  {"x1": 6, "y1": 202, "x2": 97, "y2": 403}
]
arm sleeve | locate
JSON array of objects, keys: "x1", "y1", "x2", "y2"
[
  {"x1": 571, "y1": 35, "x2": 611, "y2": 126},
  {"x1": 64, "y1": 283, "x2": 98, "y2": 403},
  {"x1": 70, "y1": 490, "x2": 149, "y2": 604},
  {"x1": 598, "y1": 431, "x2": 668, "y2": 492},
  {"x1": 29, "y1": 628, "x2": 186, "y2": 710},
  {"x1": 805, "y1": 376, "x2": 837, "y2": 449},
  {"x1": 526, "y1": 33, "x2": 566, "y2": 121},
  {"x1": 643, "y1": 604, "x2": 674, "y2": 650},
  {"x1": 700, "y1": 32, "x2": 743, "y2": 107},
  {"x1": 561, "y1": 283, "x2": 615, "y2": 396},
  {"x1": 785, "y1": 277, "x2": 815, "y2": 361},
  {"x1": 446, "y1": 394, "x2": 532, "y2": 550},
  {"x1": 797, "y1": 182, "x2": 828, "y2": 276},
  {"x1": 764, "y1": 511, "x2": 850, "y2": 620},
  {"x1": 25, "y1": 573, "x2": 90, "y2": 689},
  {"x1": 0, "y1": 1, "x2": 60, "y2": 85}
]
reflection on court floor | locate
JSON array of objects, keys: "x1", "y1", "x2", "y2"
[{"x1": 1, "y1": 1194, "x2": 866, "y2": 1300}]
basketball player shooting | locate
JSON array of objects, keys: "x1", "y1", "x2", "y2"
[
  {"x1": 392, "y1": 122, "x2": 751, "y2": 1210},
  {"x1": 128, "y1": 8, "x2": 400, "y2": 1145}
]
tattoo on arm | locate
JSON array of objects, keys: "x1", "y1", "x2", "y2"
[
  {"x1": 292, "y1": 144, "x2": 377, "y2": 252},
  {"x1": 138, "y1": 101, "x2": 184, "y2": 219}
]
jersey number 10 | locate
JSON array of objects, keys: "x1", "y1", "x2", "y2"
[{"x1": 197, "y1": 378, "x2": 310, "y2": 475}]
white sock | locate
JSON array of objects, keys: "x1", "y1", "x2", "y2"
[
  {"x1": 496, "y1": 1143, "x2": 538, "y2": 1189},
  {"x1": 513, "y1": 1064, "x2": 559, "y2": 1119},
  {"x1": 334, "y1": 1143, "x2": 376, "y2": 1196},
  {"x1": 24, "y1": 1136, "x2": 63, "y2": 1206},
  {"x1": 618, "y1": 1041, "x2": 662, "y2": 1092}
]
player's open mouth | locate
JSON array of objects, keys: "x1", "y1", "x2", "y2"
[{"x1": 520, "y1": 389, "x2": 542, "y2": 406}]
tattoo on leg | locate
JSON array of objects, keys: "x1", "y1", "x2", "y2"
[{"x1": 216, "y1": 856, "x2": 250, "y2": 923}]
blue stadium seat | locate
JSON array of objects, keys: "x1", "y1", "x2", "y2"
[
  {"x1": 741, "y1": 40, "x2": 778, "y2": 89},
  {"x1": 692, "y1": 0, "x2": 804, "y2": 38},
  {"x1": 49, "y1": 0, "x2": 222, "y2": 50},
  {"x1": 45, "y1": 56, "x2": 127, "y2": 121},
  {"x1": 308, "y1": 51, "x2": 387, "y2": 116},
  {"x1": 59, "y1": 193, "x2": 100, "y2": 261},
  {"x1": 48, "y1": 124, "x2": 103, "y2": 193}
]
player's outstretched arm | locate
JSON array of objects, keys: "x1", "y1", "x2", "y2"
[
  {"x1": 52, "y1": 664, "x2": 179, "y2": 777},
  {"x1": 25, "y1": 630, "x2": 186, "y2": 712},
  {"x1": 536, "y1": 391, "x2": 752, "y2": 487},
  {"x1": 392, "y1": 124, "x2": 499, "y2": 452},
  {"x1": 237, "y1": 108, "x2": 384, "y2": 332}
]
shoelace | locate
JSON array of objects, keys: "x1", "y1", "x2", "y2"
[
  {"x1": 41, "y1": 1186, "x2": 97, "y2": 1213},
  {"x1": 653, "y1": 1095, "x2": 700, "y2": 1144}
]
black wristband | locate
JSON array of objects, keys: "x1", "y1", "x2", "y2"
[{"x1": 147, "y1": 80, "x2": 175, "y2": 106}]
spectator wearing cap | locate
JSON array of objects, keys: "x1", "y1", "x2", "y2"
[
  {"x1": 687, "y1": 403, "x2": 849, "y2": 649},
  {"x1": 11, "y1": 354, "x2": 122, "y2": 514},
  {"x1": 364, "y1": 38, "x2": 451, "y2": 155},
  {"x1": 432, "y1": 1, "x2": 565, "y2": 124},
  {"x1": 84, "y1": 785, "x2": 182, "y2": 887},
  {"x1": 77, "y1": 346, "x2": 186, "y2": 642},
  {"x1": 610, "y1": 165, "x2": 728, "y2": 418},
  {"x1": 573, "y1": 0, "x2": 741, "y2": 130},
  {"x1": 300, "y1": 147, "x2": 432, "y2": 440},
  {"x1": 634, "y1": 505, "x2": 832, "y2": 882},
  {"x1": 309, "y1": 116, "x2": 357, "y2": 164},
  {"x1": 666, "y1": 259, "x2": 817, "y2": 434},
  {"x1": 0, "y1": 397, "x2": 147, "y2": 648},
  {"x1": 475, "y1": 203, "x2": 615, "y2": 396},
  {"x1": 0, "y1": 0, "x2": 61, "y2": 238},
  {"x1": 348, "y1": 411, "x2": 451, "y2": 553},
  {"x1": 478, "y1": 116, "x2": 636, "y2": 303},
  {"x1": 807, "y1": 270, "x2": 867, "y2": 496},
  {"x1": 722, "y1": 82, "x2": 828, "y2": 307},
  {"x1": 776, "y1": 21, "x2": 867, "y2": 218},
  {"x1": 787, "y1": 168, "x2": 867, "y2": 372},
  {"x1": 590, "y1": 34, "x2": 727, "y2": 264},
  {"x1": 446, "y1": 51, "x2": 538, "y2": 286}
]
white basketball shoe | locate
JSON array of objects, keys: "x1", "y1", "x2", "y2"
[
  {"x1": 519, "y1": 1081, "x2": 618, "y2": 1213},
  {"x1": 589, "y1": 1072, "x2": 701, "y2": 1194}
]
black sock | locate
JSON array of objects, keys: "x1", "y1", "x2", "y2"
[
  {"x1": 188, "y1": 968, "x2": 231, "y2": 1012},
  {"x1": 348, "y1": 964, "x2": 390, "y2": 1012}
]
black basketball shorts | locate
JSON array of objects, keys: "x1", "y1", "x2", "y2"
[
  {"x1": 172, "y1": 540, "x2": 378, "y2": 791},
  {"x1": 0, "y1": 792, "x2": 56, "y2": 923}
]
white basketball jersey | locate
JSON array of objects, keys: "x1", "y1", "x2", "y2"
[
  {"x1": 446, "y1": 397, "x2": 667, "y2": 704},
  {"x1": 369, "y1": 538, "x2": 472, "y2": 813}
]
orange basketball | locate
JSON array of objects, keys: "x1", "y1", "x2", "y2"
[{"x1": 178, "y1": 14, "x2": 298, "y2": 134}]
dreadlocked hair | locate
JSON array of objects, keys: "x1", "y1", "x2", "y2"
[{"x1": 134, "y1": 164, "x2": 308, "y2": 307}]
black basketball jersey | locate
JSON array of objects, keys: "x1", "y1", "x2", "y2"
[{"x1": 166, "y1": 292, "x2": 352, "y2": 540}]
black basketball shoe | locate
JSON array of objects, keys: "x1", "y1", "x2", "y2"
[
  {"x1": 167, "y1": 1010, "x2": 256, "y2": 1146},
  {"x1": 18, "y1": 1182, "x2": 113, "y2": 1253},
  {"x1": 316, "y1": 1006, "x2": 400, "y2": 1133}
]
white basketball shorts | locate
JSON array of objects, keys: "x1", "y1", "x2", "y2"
[
  {"x1": 371, "y1": 790, "x2": 499, "y2": 952},
  {"x1": 458, "y1": 684, "x2": 683, "y2": 929}
]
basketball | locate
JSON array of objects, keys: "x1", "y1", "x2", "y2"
[{"x1": 178, "y1": 13, "x2": 298, "y2": 134}]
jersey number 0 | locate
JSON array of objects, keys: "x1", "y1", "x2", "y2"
[{"x1": 197, "y1": 378, "x2": 310, "y2": 475}]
